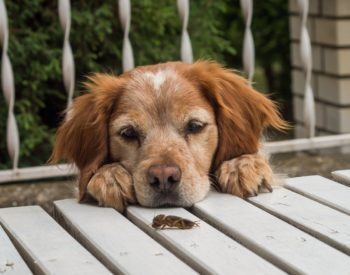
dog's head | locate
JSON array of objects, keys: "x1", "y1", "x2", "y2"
[{"x1": 51, "y1": 61, "x2": 286, "y2": 207}]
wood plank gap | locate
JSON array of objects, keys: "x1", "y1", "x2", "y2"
[
  {"x1": 248, "y1": 188, "x2": 350, "y2": 255},
  {"x1": 0, "y1": 206, "x2": 111, "y2": 275},
  {"x1": 192, "y1": 192, "x2": 350, "y2": 275},
  {"x1": 54, "y1": 199, "x2": 195, "y2": 275},
  {"x1": 0, "y1": 225, "x2": 32, "y2": 275},
  {"x1": 285, "y1": 176, "x2": 350, "y2": 216},
  {"x1": 332, "y1": 170, "x2": 350, "y2": 187},
  {"x1": 127, "y1": 206, "x2": 284, "y2": 275}
]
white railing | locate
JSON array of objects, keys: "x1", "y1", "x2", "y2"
[
  {"x1": 58, "y1": 0, "x2": 75, "y2": 108},
  {"x1": 298, "y1": 0, "x2": 315, "y2": 138},
  {"x1": 1, "y1": 0, "x2": 350, "y2": 183},
  {"x1": 0, "y1": 0, "x2": 19, "y2": 171},
  {"x1": 177, "y1": 0, "x2": 193, "y2": 64},
  {"x1": 240, "y1": 0, "x2": 255, "y2": 84},
  {"x1": 118, "y1": 0, "x2": 134, "y2": 72}
]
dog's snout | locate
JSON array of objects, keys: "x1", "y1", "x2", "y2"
[{"x1": 148, "y1": 164, "x2": 181, "y2": 192}]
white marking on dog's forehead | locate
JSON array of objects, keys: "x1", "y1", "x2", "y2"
[{"x1": 133, "y1": 68, "x2": 178, "y2": 90}]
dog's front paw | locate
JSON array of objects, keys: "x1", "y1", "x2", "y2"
[
  {"x1": 87, "y1": 163, "x2": 136, "y2": 212},
  {"x1": 216, "y1": 154, "x2": 274, "y2": 198}
]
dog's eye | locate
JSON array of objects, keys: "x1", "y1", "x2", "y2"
[
  {"x1": 120, "y1": 127, "x2": 139, "y2": 140},
  {"x1": 186, "y1": 120, "x2": 206, "y2": 134}
]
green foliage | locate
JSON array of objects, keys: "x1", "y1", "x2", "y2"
[{"x1": 0, "y1": 0, "x2": 289, "y2": 169}]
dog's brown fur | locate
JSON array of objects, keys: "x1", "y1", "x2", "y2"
[{"x1": 51, "y1": 61, "x2": 287, "y2": 212}]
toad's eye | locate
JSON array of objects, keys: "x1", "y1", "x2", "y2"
[
  {"x1": 186, "y1": 120, "x2": 207, "y2": 134},
  {"x1": 119, "y1": 127, "x2": 139, "y2": 140}
]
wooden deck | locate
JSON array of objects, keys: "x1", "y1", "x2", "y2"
[{"x1": 1, "y1": 172, "x2": 350, "y2": 274}]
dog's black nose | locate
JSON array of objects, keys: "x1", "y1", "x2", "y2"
[{"x1": 148, "y1": 164, "x2": 181, "y2": 193}]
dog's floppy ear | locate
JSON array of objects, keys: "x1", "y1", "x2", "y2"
[
  {"x1": 50, "y1": 74, "x2": 125, "y2": 200},
  {"x1": 183, "y1": 61, "x2": 288, "y2": 170}
]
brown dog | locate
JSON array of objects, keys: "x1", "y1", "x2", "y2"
[{"x1": 51, "y1": 61, "x2": 287, "y2": 212}]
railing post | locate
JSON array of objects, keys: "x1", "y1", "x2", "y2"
[
  {"x1": 177, "y1": 0, "x2": 193, "y2": 63},
  {"x1": 297, "y1": 0, "x2": 315, "y2": 138},
  {"x1": 58, "y1": 0, "x2": 75, "y2": 108},
  {"x1": 118, "y1": 0, "x2": 134, "y2": 72},
  {"x1": 240, "y1": 0, "x2": 255, "y2": 84},
  {"x1": 0, "y1": 0, "x2": 20, "y2": 170}
]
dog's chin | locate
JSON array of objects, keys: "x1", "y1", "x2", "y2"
[
  {"x1": 136, "y1": 189, "x2": 208, "y2": 208},
  {"x1": 137, "y1": 193, "x2": 191, "y2": 208},
  {"x1": 134, "y1": 177, "x2": 211, "y2": 208},
  {"x1": 153, "y1": 193, "x2": 192, "y2": 208}
]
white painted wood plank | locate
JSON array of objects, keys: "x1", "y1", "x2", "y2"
[
  {"x1": 127, "y1": 206, "x2": 285, "y2": 275},
  {"x1": 332, "y1": 169, "x2": 350, "y2": 186},
  {"x1": 54, "y1": 199, "x2": 195, "y2": 275},
  {"x1": 265, "y1": 133, "x2": 350, "y2": 153},
  {"x1": 0, "y1": 206, "x2": 111, "y2": 275},
  {"x1": 249, "y1": 188, "x2": 350, "y2": 255},
  {"x1": 0, "y1": 226, "x2": 32, "y2": 275},
  {"x1": 285, "y1": 175, "x2": 350, "y2": 215},
  {"x1": 0, "y1": 164, "x2": 77, "y2": 184},
  {"x1": 193, "y1": 192, "x2": 350, "y2": 275}
]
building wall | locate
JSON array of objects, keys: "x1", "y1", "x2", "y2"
[{"x1": 289, "y1": 0, "x2": 350, "y2": 137}]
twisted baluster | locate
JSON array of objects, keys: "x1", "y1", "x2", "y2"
[
  {"x1": 0, "y1": 0, "x2": 19, "y2": 170},
  {"x1": 240, "y1": 0, "x2": 255, "y2": 84},
  {"x1": 59, "y1": 0, "x2": 75, "y2": 108},
  {"x1": 298, "y1": 0, "x2": 315, "y2": 138},
  {"x1": 177, "y1": 0, "x2": 193, "y2": 63},
  {"x1": 118, "y1": 0, "x2": 134, "y2": 72}
]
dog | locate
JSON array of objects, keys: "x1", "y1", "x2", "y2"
[{"x1": 51, "y1": 61, "x2": 287, "y2": 212}]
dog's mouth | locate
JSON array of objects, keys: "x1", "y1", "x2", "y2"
[
  {"x1": 134, "y1": 175, "x2": 210, "y2": 208},
  {"x1": 152, "y1": 192, "x2": 188, "y2": 207}
]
